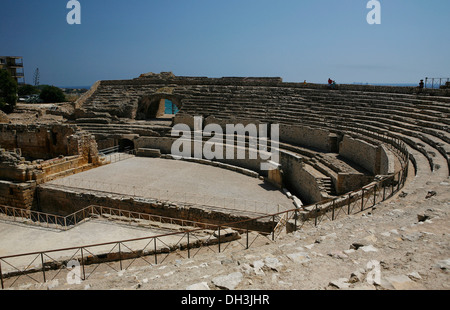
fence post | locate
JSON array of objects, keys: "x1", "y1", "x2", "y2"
[
  {"x1": 347, "y1": 194, "x2": 351, "y2": 215},
  {"x1": 361, "y1": 188, "x2": 365, "y2": 211},
  {"x1": 187, "y1": 232, "x2": 190, "y2": 259},
  {"x1": 373, "y1": 184, "x2": 377, "y2": 206},
  {"x1": 154, "y1": 238, "x2": 157, "y2": 265},
  {"x1": 294, "y1": 210, "x2": 298, "y2": 231},
  {"x1": 391, "y1": 176, "x2": 394, "y2": 196},
  {"x1": 272, "y1": 216, "x2": 276, "y2": 241},
  {"x1": 218, "y1": 226, "x2": 221, "y2": 253},
  {"x1": 332, "y1": 199, "x2": 335, "y2": 221},
  {"x1": 0, "y1": 260, "x2": 4, "y2": 289},
  {"x1": 41, "y1": 253, "x2": 46, "y2": 283},
  {"x1": 246, "y1": 223, "x2": 249, "y2": 249},
  {"x1": 80, "y1": 248, "x2": 86, "y2": 281},
  {"x1": 383, "y1": 182, "x2": 386, "y2": 201},
  {"x1": 118, "y1": 243, "x2": 123, "y2": 270},
  {"x1": 314, "y1": 204, "x2": 318, "y2": 227}
]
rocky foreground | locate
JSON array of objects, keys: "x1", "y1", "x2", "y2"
[{"x1": 8, "y1": 176, "x2": 450, "y2": 291}]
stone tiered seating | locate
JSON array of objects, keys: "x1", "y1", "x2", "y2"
[
  {"x1": 77, "y1": 76, "x2": 449, "y2": 208},
  {"x1": 76, "y1": 122, "x2": 172, "y2": 138},
  {"x1": 177, "y1": 87, "x2": 449, "y2": 178}
]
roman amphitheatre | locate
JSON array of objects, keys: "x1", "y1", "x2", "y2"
[{"x1": 0, "y1": 72, "x2": 448, "y2": 290}]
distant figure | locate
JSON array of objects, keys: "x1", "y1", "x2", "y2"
[
  {"x1": 328, "y1": 78, "x2": 333, "y2": 85},
  {"x1": 303, "y1": 80, "x2": 307, "y2": 85},
  {"x1": 419, "y1": 79, "x2": 424, "y2": 89},
  {"x1": 331, "y1": 80, "x2": 336, "y2": 89}
]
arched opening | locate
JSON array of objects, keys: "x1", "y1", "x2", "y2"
[
  {"x1": 165, "y1": 99, "x2": 179, "y2": 116},
  {"x1": 118, "y1": 139, "x2": 135, "y2": 152},
  {"x1": 136, "y1": 94, "x2": 182, "y2": 120}
]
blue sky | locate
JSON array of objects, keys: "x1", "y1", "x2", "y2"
[{"x1": 1, "y1": 0, "x2": 449, "y2": 87}]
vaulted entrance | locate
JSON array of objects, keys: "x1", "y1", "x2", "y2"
[{"x1": 136, "y1": 94, "x2": 182, "y2": 120}]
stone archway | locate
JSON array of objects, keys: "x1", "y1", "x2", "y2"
[
  {"x1": 136, "y1": 94, "x2": 182, "y2": 120},
  {"x1": 118, "y1": 138, "x2": 135, "y2": 152}
]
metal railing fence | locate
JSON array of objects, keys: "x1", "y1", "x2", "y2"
[
  {"x1": 0, "y1": 204, "x2": 219, "y2": 232},
  {"x1": 424, "y1": 77, "x2": 450, "y2": 89}
]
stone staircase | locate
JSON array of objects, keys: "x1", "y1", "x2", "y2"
[{"x1": 317, "y1": 177, "x2": 336, "y2": 196}]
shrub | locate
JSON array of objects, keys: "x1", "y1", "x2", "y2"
[
  {"x1": 0, "y1": 70, "x2": 18, "y2": 113},
  {"x1": 39, "y1": 85, "x2": 66, "y2": 103},
  {"x1": 18, "y1": 84, "x2": 40, "y2": 97}
]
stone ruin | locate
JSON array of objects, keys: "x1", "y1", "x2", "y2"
[
  {"x1": 0, "y1": 72, "x2": 449, "y2": 290},
  {"x1": 0, "y1": 123, "x2": 100, "y2": 210},
  {"x1": 0, "y1": 71, "x2": 449, "y2": 233}
]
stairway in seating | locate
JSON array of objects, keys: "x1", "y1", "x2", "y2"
[{"x1": 318, "y1": 177, "x2": 337, "y2": 196}]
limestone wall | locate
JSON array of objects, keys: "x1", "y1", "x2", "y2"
[
  {"x1": 378, "y1": 144, "x2": 395, "y2": 175},
  {"x1": 136, "y1": 136, "x2": 268, "y2": 174},
  {"x1": 0, "y1": 180, "x2": 36, "y2": 210},
  {"x1": 280, "y1": 152, "x2": 327, "y2": 205},
  {"x1": 38, "y1": 186, "x2": 275, "y2": 232},
  {"x1": 0, "y1": 125, "x2": 100, "y2": 210},
  {"x1": 135, "y1": 137, "x2": 175, "y2": 154},
  {"x1": 0, "y1": 124, "x2": 72, "y2": 160},
  {"x1": 0, "y1": 151, "x2": 95, "y2": 185},
  {"x1": 339, "y1": 135, "x2": 395, "y2": 176},
  {"x1": 339, "y1": 135, "x2": 378, "y2": 174},
  {"x1": 336, "y1": 173, "x2": 375, "y2": 195},
  {"x1": 136, "y1": 136, "x2": 327, "y2": 204},
  {"x1": 0, "y1": 124, "x2": 100, "y2": 164},
  {"x1": 92, "y1": 74, "x2": 449, "y2": 96},
  {"x1": 279, "y1": 124, "x2": 334, "y2": 152}
]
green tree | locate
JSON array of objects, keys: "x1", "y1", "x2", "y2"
[
  {"x1": 39, "y1": 85, "x2": 66, "y2": 103},
  {"x1": 18, "y1": 84, "x2": 40, "y2": 97},
  {"x1": 0, "y1": 70, "x2": 18, "y2": 113}
]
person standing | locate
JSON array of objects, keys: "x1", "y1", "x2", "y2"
[{"x1": 331, "y1": 80, "x2": 336, "y2": 89}]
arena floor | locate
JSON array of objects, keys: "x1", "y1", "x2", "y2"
[
  {"x1": 0, "y1": 156, "x2": 294, "y2": 272},
  {"x1": 48, "y1": 156, "x2": 294, "y2": 214}
]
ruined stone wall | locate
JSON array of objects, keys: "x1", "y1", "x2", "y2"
[
  {"x1": 336, "y1": 173, "x2": 375, "y2": 195},
  {"x1": 378, "y1": 144, "x2": 395, "y2": 175},
  {"x1": 339, "y1": 135, "x2": 378, "y2": 174},
  {"x1": 0, "y1": 124, "x2": 99, "y2": 163},
  {"x1": 279, "y1": 124, "x2": 334, "y2": 152},
  {"x1": 0, "y1": 149, "x2": 92, "y2": 184},
  {"x1": 136, "y1": 136, "x2": 267, "y2": 174},
  {"x1": 280, "y1": 152, "x2": 327, "y2": 205},
  {"x1": 339, "y1": 135, "x2": 395, "y2": 176},
  {"x1": 38, "y1": 186, "x2": 274, "y2": 232},
  {"x1": 0, "y1": 180, "x2": 36, "y2": 210},
  {"x1": 1, "y1": 124, "x2": 73, "y2": 159},
  {"x1": 0, "y1": 125, "x2": 101, "y2": 209}
]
